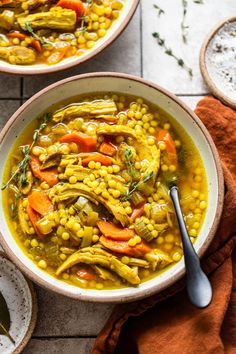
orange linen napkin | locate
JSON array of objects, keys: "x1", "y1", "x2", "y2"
[{"x1": 93, "y1": 96, "x2": 236, "y2": 354}]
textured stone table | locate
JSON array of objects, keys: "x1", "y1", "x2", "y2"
[{"x1": 0, "y1": 1, "x2": 235, "y2": 353}]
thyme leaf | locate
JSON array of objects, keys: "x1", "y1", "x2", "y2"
[
  {"x1": 79, "y1": 26, "x2": 88, "y2": 34},
  {"x1": 87, "y1": 0, "x2": 93, "y2": 6},
  {"x1": 2, "y1": 113, "x2": 51, "y2": 191},
  {"x1": 193, "y1": 0, "x2": 203, "y2": 3},
  {"x1": 153, "y1": 4, "x2": 165, "y2": 17},
  {"x1": 121, "y1": 171, "x2": 154, "y2": 201},
  {"x1": 152, "y1": 32, "x2": 193, "y2": 78}
]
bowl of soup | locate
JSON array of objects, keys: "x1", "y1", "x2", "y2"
[
  {"x1": 0, "y1": 0, "x2": 139, "y2": 75},
  {"x1": 0, "y1": 73, "x2": 224, "y2": 302}
]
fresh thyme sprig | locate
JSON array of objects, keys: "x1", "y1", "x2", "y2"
[
  {"x1": 2, "y1": 113, "x2": 51, "y2": 191},
  {"x1": 24, "y1": 22, "x2": 51, "y2": 47},
  {"x1": 181, "y1": 0, "x2": 188, "y2": 43},
  {"x1": 9, "y1": 185, "x2": 22, "y2": 219},
  {"x1": 124, "y1": 148, "x2": 136, "y2": 178},
  {"x1": 153, "y1": 4, "x2": 165, "y2": 17},
  {"x1": 152, "y1": 32, "x2": 193, "y2": 78},
  {"x1": 181, "y1": 0, "x2": 204, "y2": 42},
  {"x1": 121, "y1": 171, "x2": 154, "y2": 201}
]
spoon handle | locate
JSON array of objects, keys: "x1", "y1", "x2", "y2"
[{"x1": 170, "y1": 186, "x2": 212, "y2": 308}]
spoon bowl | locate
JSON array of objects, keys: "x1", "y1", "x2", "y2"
[{"x1": 170, "y1": 186, "x2": 212, "y2": 308}]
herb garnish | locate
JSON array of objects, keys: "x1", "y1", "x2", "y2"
[
  {"x1": 121, "y1": 171, "x2": 154, "y2": 201},
  {"x1": 2, "y1": 113, "x2": 51, "y2": 191},
  {"x1": 181, "y1": 0, "x2": 188, "y2": 43},
  {"x1": 24, "y1": 22, "x2": 51, "y2": 47},
  {"x1": 79, "y1": 26, "x2": 88, "y2": 34},
  {"x1": 124, "y1": 148, "x2": 136, "y2": 178},
  {"x1": 153, "y1": 4, "x2": 165, "y2": 17},
  {"x1": 181, "y1": 0, "x2": 204, "y2": 43},
  {"x1": 9, "y1": 185, "x2": 22, "y2": 219},
  {"x1": 152, "y1": 32, "x2": 193, "y2": 78},
  {"x1": 87, "y1": 0, "x2": 93, "y2": 6}
]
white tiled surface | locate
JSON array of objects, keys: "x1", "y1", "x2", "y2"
[{"x1": 0, "y1": 1, "x2": 234, "y2": 353}]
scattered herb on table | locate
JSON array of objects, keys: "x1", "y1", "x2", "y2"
[
  {"x1": 121, "y1": 171, "x2": 154, "y2": 201},
  {"x1": 1, "y1": 113, "x2": 51, "y2": 191},
  {"x1": 153, "y1": 4, "x2": 165, "y2": 17},
  {"x1": 152, "y1": 32, "x2": 193, "y2": 78},
  {"x1": 181, "y1": 0, "x2": 188, "y2": 43},
  {"x1": 181, "y1": 0, "x2": 204, "y2": 42}
]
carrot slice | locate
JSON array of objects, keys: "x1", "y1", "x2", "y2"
[
  {"x1": 28, "y1": 191, "x2": 54, "y2": 216},
  {"x1": 155, "y1": 128, "x2": 178, "y2": 166},
  {"x1": 8, "y1": 31, "x2": 28, "y2": 40},
  {"x1": 30, "y1": 155, "x2": 58, "y2": 187},
  {"x1": 60, "y1": 133, "x2": 97, "y2": 152},
  {"x1": 30, "y1": 39, "x2": 42, "y2": 52},
  {"x1": 100, "y1": 236, "x2": 151, "y2": 257},
  {"x1": 82, "y1": 154, "x2": 112, "y2": 166},
  {"x1": 99, "y1": 142, "x2": 117, "y2": 157},
  {"x1": 77, "y1": 268, "x2": 96, "y2": 281},
  {"x1": 97, "y1": 221, "x2": 134, "y2": 241},
  {"x1": 56, "y1": 0, "x2": 86, "y2": 17},
  {"x1": 130, "y1": 204, "x2": 145, "y2": 221},
  {"x1": 8, "y1": 32, "x2": 42, "y2": 52},
  {"x1": 46, "y1": 48, "x2": 67, "y2": 65},
  {"x1": 27, "y1": 204, "x2": 42, "y2": 236},
  {"x1": 0, "y1": 0, "x2": 13, "y2": 4}
]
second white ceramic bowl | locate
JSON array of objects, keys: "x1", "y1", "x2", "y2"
[{"x1": 0, "y1": 0, "x2": 139, "y2": 75}]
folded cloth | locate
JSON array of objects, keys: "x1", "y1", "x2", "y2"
[{"x1": 93, "y1": 96, "x2": 236, "y2": 354}]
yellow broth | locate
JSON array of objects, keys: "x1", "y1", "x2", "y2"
[
  {"x1": 0, "y1": 0, "x2": 125, "y2": 65},
  {"x1": 2, "y1": 93, "x2": 208, "y2": 290}
]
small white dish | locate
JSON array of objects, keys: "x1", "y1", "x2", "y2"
[
  {"x1": 200, "y1": 16, "x2": 236, "y2": 109},
  {"x1": 0, "y1": 252, "x2": 37, "y2": 354}
]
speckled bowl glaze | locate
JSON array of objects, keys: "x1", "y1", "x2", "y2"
[
  {"x1": 200, "y1": 16, "x2": 236, "y2": 109},
  {"x1": 0, "y1": 73, "x2": 224, "y2": 303},
  {"x1": 0, "y1": 0, "x2": 139, "y2": 76},
  {"x1": 0, "y1": 252, "x2": 37, "y2": 354}
]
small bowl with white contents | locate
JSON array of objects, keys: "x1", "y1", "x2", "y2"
[{"x1": 200, "y1": 16, "x2": 236, "y2": 109}]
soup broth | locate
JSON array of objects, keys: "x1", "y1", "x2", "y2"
[{"x1": 2, "y1": 93, "x2": 208, "y2": 290}]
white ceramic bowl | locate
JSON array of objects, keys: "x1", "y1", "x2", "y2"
[
  {"x1": 0, "y1": 1, "x2": 139, "y2": 75},
  {"x1": 0, "y1": 73, "x2": 224, "y2": 302}
]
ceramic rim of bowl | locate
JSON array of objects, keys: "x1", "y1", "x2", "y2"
[
  {"x1": 0, "y1": 251, "x2": 37, "y2": 354},
  {"x1": 0, "y1": 72, "x2": 224, "y2": 302},
  {"x1": 200, "y1": 16, "x2": 236, "y2": 109},
  {"x1": 0, "y1": 0, "x2": 139, "y2": 76}
]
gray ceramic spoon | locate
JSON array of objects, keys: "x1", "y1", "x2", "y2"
[{"x1": 170, "y1": 185, "x2": 212, "y2": 308}]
